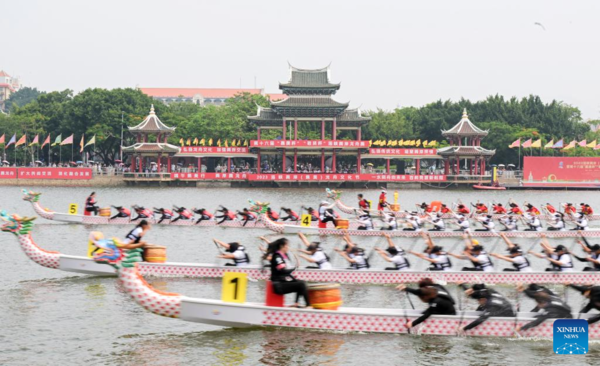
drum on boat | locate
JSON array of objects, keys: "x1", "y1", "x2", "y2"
[
  {"x1": 389, "y1": 204, "x2": 401, "y2": 212},
  {"x1": 99, "y1": 207, "x2": 111, "y2": 217},
  {"x1": 144, "y1": 245, "x2": 167, "y2": 263},
  {"x1": 308, "y1": 283, "x2": 343, "y2": 310},
  {"x1": 334, "y1": 219, "x2": 349, "y2": 229}
]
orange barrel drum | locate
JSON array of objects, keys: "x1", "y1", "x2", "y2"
[
  {"x1": 334, "y1": 219, "x2": 349, "y2": 229},
  {"x1": 308, "y1": 283, "x2": 343, "y2": 310},
  {"x1": 430, "y1": 201, "x2": 442, "y2": 212},
  {"x1": 144, "y1": 245, "x2": 167, "y2": 263},
  {"x1": 389, "y1": 204, "x2": 401, "y2": 212},
  {"x1": 99, "y1": 207, "x2": 111, "y2": 217}
]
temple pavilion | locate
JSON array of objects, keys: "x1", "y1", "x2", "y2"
[
  {"x1": 437, "y1": 109, "x2": 495, "y2": 175},
  {"x1": 122, "y1": 105, "x2": 180, "y2": 173},
  {"x1": 248, "y1": 65, "x2": 371, "y2": 173}
]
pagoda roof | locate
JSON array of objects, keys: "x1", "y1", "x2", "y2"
[
  {"x1": 0, "y1": 70, "x2": 9, "y2": 77},
  {"x1": 441, "y1": 109, "x2": 488, "y2": 137},
  {"x1": 271, "y1": 96, "x2": 348, "y2": 117},
  {"x1": 122, "y1": 142, "x2": 180, "y2": 154},
  {"x1": 247, "y1": 105, "x2": 284, "y2": 127},
  {"x1": 437, "y1": 145, "x2": 495, "y2": 157},
  {"x1": 279, "y1": 64, "x2": 340, "y2": 95},
  {"x1": 128, "y1": 105, "x2": 176, "y2": 134}
]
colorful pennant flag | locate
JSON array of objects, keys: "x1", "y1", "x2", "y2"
[
  {"x1": 15, "y1": 134, "x2": 27, "y2": 147},
  {"x1": 29, "y1": 135, "x2": 39, "y2": 146},
  {"x1": 563, "y1": 140, "x2": 576, "y2": 150},
  {"x1": 217, "y1": 139, "x2": 221, "y2": 147},
  {"x1": 578, "y1": 140, "x2": 587, "y2": 147},
  {"x1": 60, "y1": 134, "x2": 74, "y2": 145},
  {"x1": 587, "y1": 140, "x2": 597, "y2": 148},
  {"x1": 544, "y1": 140, "x2": 554, "y2": 149},
  {"x1": 41, "y1": 134, "x2": 51, "y2": 148},
  {"x1": 6, "y1": 134, "x2": 16, "y2": 147},
  {"x1": 244, "y1": 140, "x2": 248, "y2": 147},
  {"x1": 521, "y1": 138, "x2": 532, "y2": 148},
  {"x1": 186, "y1": 138, "x2": 191, "y2": 146},
  {"x1": 84, "y1": 135, "x2": 96, "y2": 147},
  {"x1": 508, "y1": 138, "x2": 521, "y2": 148},
  {"x1": 208, "y1": 138, "x2": 213, "y2": 146},
  {"x1": 51, "y1": 134, "x2": 62, "y2": 146},
  {"x1": 0, "y1": 134, "x2": 5, "y2": 144},
  {"x1": 200, "y1": 138, "x2": 205, "y2": 146},
  {"x1": 193, "y1": 137, "x2": 198, "y2": 146},
  {"x1": 530, "y1": 139, "x2": 542, "y2": 148},
  {"x1": 552, "y1": 139, "x2": 564, "y2": 149},
  {"x1": 179, "y1": 138, "x2": 184, "y2": 146},
  {"x1": 80, "y1": 135, "x2": 85, "y2": 152}
]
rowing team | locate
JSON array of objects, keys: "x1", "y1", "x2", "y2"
[
  {"x1": 415, "y1": 201, "x2": 594, "y2": 216},
  {"x1": 397, "y1": 279, "x2": 600, "y2": 333}
]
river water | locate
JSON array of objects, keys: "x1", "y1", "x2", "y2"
[{"x1": 1, "y1": 186, "x2": 599, "y2": 365}]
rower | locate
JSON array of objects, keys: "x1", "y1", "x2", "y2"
[
  {"x1": 153, "y1": 207, "x2": 173, "y2": 224},
  {"x1": 356, "y1": 209, "x2": 374, "y2": 230},
  {"x1": 266, "y1": 208, "x2": 279, "y2": 222},
  {"x1": 564, "y1": 203, "x2": 576, "y2": 215},
  {"x1": 403, "y1": 212, "x2": 422, "y2": 232},
  {"x1": 410, "y1": 233, "x2": 452, "y2": 271},
  {"x1": 396, "y1": 285, "x2": 456, "y2": 330},
  {"x1": 573, "y1": 233, "x2": 600, "y2": 271},
  {"x1": 110, "y1": 206, "x2": 131, "y2": 220},
  {"x1": 572, "y1": 213, "x2": 589, "y2": 231},
  {"x1": 193, "y1": 208, "x2": 214, "y2": 224},
  {"x1": 473, "y1": 203, "x2": 488, "y2": 214},
  {"x1": 171, "y1": 206, "x2": 193, "y2": 223},
  {"x1": 449, "y1": 237, "x2": 494, "y2": 272},
  {"x1": 582, "y1": 203, "x2": 594, "y2": 215},
  {"x1": 499, "y1": 215, "x2": 518, "y2": 231},
  {"x1": 525, "y1": 203, "x2": 541, "y2": 215},
  {"x1": 491, "y1": 233, "x2": 532, "y2": 272},
  {"x1": 335, "y1": 234, "x2": 370, "y2": 270},
  {"x1": 474, "y1": 214, "x2": 495, "y2": 232},
  {"x1": 516, "y1": 292, "x2": 572, "y2": 332},
  {"x1": 132, "y1": 205, "x2": 152, "y2": 221},
  {"x1": 85, "y1": 192, "x2": 99, "y2": 216},
  {"x1": 518, "y1": 283, "x2": 560, "y2": 312},
  {"x1": 440, "y1": 204, "x2": 451, "y2": 214},
  {"x1": 456, "y1": 204, "x2": 470, "y2": 215},
  {"x1": 547, "y1": 212, "x2": 565, "y2": 231},
  {"x1": 458, "y1": 284, "x2": 514, "y2": 333},
  {"x1": 377, "y1": 188, "x2": 389, "y2": 211},
  {"x1": 215, "y1": 206, "x2": 236, "y2": 224},
  {"x1": 417, "y1": 278, "x2": 455, "y2": 304},
  {"x1": 529, "y1": 236, "x2": 574, "y2": 272},
  {"x1": 214, "y1": 239, "x2": 250, "y2": 267},
  {"x1": 493, "y1": 203, "x2": 507, "y2": 214},
  {"x1": 509, "y1": 203, "x2": 523, "y2": 215},
  {"x1": 454, "y1": 215, "x2": 470, "y2": 232},
  {"x1": 375, "y1": 233, "x2": 410, "y2": 271},
  {"x1": 357, "y1": 194, "x2": 371, "y2": 211},
  {"x1": 524, "y1": 213, "x2": 543, "y2": 231},
  {"x1": 123, "y1": 220, "x2": 151, "y2": 247},
  {"x1": 280, "y1": 207, "x2": 300, "y2": 222},
  {"x1": 237, "y1": 208, "x2": 257, "y2": 227},
  {"x1": 265, "y1": 238, "x2": 311, "y2": 308},
  {"x1": 296, "y1": 233, "x2": 332, "y2": 269},
  {"x1": 304, "y1": 207, "x2": 319, "y2": 222},
  {"x1": 567, "y1": 284, "x2": 600, "y2": 324},
  {"x1": 381, "y1": 210, "x2": 398, "y2": 231},
  {"x1": 318, "y1": 201, "x2": 337, "y2": 227},
  {"x1": 544, "y1": 203, "x2": 557, "y2": 214},
  {"x1": 419, "y1": 202, "x2": 433, "y2": 213},
  {"x1": 428, "y1": 213, "x2": 445, "y2": 231}
]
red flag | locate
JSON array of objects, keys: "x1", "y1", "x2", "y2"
[
  {"x1": 0, "y1": 134, "x2": 4, "y2": 144},
  {"x1": 15, "y1": 134, "x2": 27, "y2": 147},
  {"x1": 60, "y1": 134, "x2": 74, "y2": 145},
  {"x1": 508, "y1": 138, "x2": 520, "y2": 148},
  {"x1": 41, "y1": 134, "x2": 51, "y2": 148}
]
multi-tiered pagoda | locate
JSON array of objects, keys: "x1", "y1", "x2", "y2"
[
  {"x1": 438, "y1": 109, "x2": 495, "y2": 175},
  {"x1": 248, "y1": 65, "x2": 371, "y2": 173}
]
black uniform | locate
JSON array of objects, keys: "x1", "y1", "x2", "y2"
[
  {"x1": 569, "y1": 285, "x2": 600, "y2": 324},
  {"x1": 573, "y1": 237, "x2": 600, "y2": 271},
  {"x1": 523, "y1": 284, "x2": 560, "y2": 312},
  {"x1": 270, "y1": 252, "x2": 309, "y2": 306},
  {"x1": 463, "y1": 291, "x2": 515, "y2": 331},
  {"x1": 520, "y1": 299, "x2": 572, "y2": 331},
  {"x1": 405, "y1": 291, "x2": 456, "y2": 327}
]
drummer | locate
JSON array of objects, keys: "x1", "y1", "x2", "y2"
[
  {"x1": 296, "y1": 233, "x2": 332, "y2": 269},
  {"x1": 265, "y1": 238, "x2": 311, "y2": 308},
  {"x1": 214, "y1": 239, "x2": 250, "y2": 266},
  {"x1": 375, "y1": 233, "x2": 410, "y2": 270},
  {"x1": 85, "y1": 192, "x2": 99, "y2": 216},
  {"x1": 396, "y1": 285, "x2": 456, "y2": 330},
  {"x1": 516, "y1": 292, "x2": 572, "y2": 332},
  {"x1": 377, "y1": 188, "x2": 389, "y2": 211},
  {"x1": 318, "y1": 201, "x2": 337, "y2": 227}
]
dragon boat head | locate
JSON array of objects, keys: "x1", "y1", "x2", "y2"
[
  {"x1": 325, "y1": 188, "x2": 341, "y2": 200},
  {"x1": 248, "y1": 199, "x2": 270, "y2": 214},
  {"x1": 89, "y1": 231, "x2": 143, "y2": 270},
  {"x1": 0, "y1": 211, "x2": 36, "y2": 236},
  {"x1": 22, "y1": 189, "x2": 42, "y2": 203}
]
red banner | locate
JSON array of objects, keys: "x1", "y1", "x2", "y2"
[
  {"x1": 368, "y1": 148, "x2": 437, "y2": 156},
  {"x1": 250, "y1": 140, "x2": 369, "y2": 148},
  {"x1": 171, "y1": 172, "x2": 446, "y2": 182},
  {"x1": 178, "y1": 146, "x2": 249, "y2": 154},
  {"x1": 523, "y1": 157, "x2": 600, "y2": 184},
  {"x1": 17, "y1": 168, "x2": 93, "y2": 180},
  {"x1": 171, "y1": 172, "x2": 249, "y2": 180},
  {"x1": 0, "y1": 168, "x2": 18, "y2": 179}
]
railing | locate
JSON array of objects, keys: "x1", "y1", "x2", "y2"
[{"x1": 123, "y1": 172, "x2": 172, "y2": 180}]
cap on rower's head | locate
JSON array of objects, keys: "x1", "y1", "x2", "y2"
[
  {"x1": 431, "y1": 246, "x2": 443, "y2": 254},
  {"x1": 471, "y1": 245, "x2": 484, "y2": 252},
  {"x1": 486, "y1": 215, "x2": 492, "y2": 219},
  {"x1": 358, "y1": 194, "x2": 363, "y2": 198},
  {"x1": 442, "y1": 204, "x2": 447, "y2": 207},
  {"x1": 497, "y1": 203, "x2": 503, "y2": 206},
  {"x1": 472, "y1": 284, "x2": 487, "y2": 291},
  {"x1": 228, "y1": 242, "x2": 240, "y2": 252},
  {"x1": 386, "y1": 247, "x2": 399, "y2": 255},
  {"x1": 418, "y1": 278, "x2": 435, "y2": 287},
  {"x1": 509, "y1": 247, "x2": 522, "y2": 255},
  {"x1": 470, "y1": 289, "x2": 490, "y2": 300},
  {"x1": 554, "y1": 245, "x2": 567, "y2": 252},
  {"x1": 591, "y1": 244, "x2": 600, "y2": 252},
  {"x1": 471, "y1": 239, "x2": 480, "y2": 245},
  {"x1": 307, "y1": 244, "x2": 319, "y2": 252}
]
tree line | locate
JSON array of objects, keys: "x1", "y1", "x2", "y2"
[{"x1": 0, "y1": 87, "x2": 597, "y2": 165}]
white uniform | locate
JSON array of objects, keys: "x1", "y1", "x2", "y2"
[
  {"x1": 512, "y1": 256, "x2": 533, "y2": 272},
  {"x1": 391, "y1": 254, "x2": 410, "y2": 270},
  {"x1": 311, "y1": 251, "x2": 332, "y2": 269}
]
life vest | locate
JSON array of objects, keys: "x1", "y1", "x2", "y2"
[
  {"x1": 510, "y1": 207, "x2": 523, "y2": 215},
  {"x1": 163, "y1": 209, "x2": 173, "y2": 217},
  {"x1": 527, "y1": 207, "x2": 541, "y2": 215},
  {"x1": 424, "y1": 205, "x2": 433, "y2": 213},
  {"x1": 180, "y1": 209, "x2": 192, "y2": 219},
  {"x1": 268, "y1": 211, "x2": 279, "y2": 220},
  {"x1": 355, "y1": 253, "x2": 370, "y2": 270},
  {"x1": 493, "y1": 205, "x2": 507, "y2": 214},
  {"x1": 558, "y1": 253, "x2": 573, "y2": 269},
  {"x1": 512, "y1": 256, "x2": 531, "y2": 271},
  {"x1": 591, "y1": 252, "x2": 600, "y2": 270},
  {"x1": 583, "y1": 206, "x2": 593, "y2": 215},
  {"x1": 564, "y1": 205, "x2": 576, "y2": 214},
  {"x1": 393, "y1": 254, "x2": 410, "y2": 270},
  {"x1": 204, "y1": 211, "x2": 214, "y2": 219},
  {"x1": 233, "y1": 246, "x2": 250, "y2": 265},
  {"x1": 441, "y1": 207, "x2": 451, "y2": 214},
  {"x1": 121, "y1": 208, "x2": 131, "y2": 216},
  {"x1": 458, "y1": 207, "x2": 470, "y2": 214},
  {"x1": 471, "y1": 253, "x2": 493, "y2": 270},
  {"x1": 86, "y1": 196, "x2": 96, "y2": 209},
  {"x1": 125, "y1": 227, "x2": 142, "y2": 243},
  {"x1": 315, "y1": 250, "x2": 330, "y2": 267},
  {"x1": 359, "y1": 199, "x2": 370, "y2": 210},
  {"x1": 478, "y1": 205, "x2": 489, "y2": 213},
  {"x1": 226, "y1": 211, "x2": 236, "y2": 220},
  {"x1": 289, "y1": 210, "x2": 299, "y2": 219},
  {"x1": 545, "y1": 205, "x2": 556, "y2": 213},
  {"x1": 430, "y1": 254, "x2": 452, "y2": 270}
]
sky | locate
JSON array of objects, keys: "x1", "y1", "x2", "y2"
[{"x1": 2, "y1": 0, "x2": 599, "y2": 119}]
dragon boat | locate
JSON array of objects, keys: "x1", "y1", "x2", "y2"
[
  {"x1": 84, "y1": 242, "x2": 600, "y2": 339},
  {"x1": 2, "y1": 210, "x2": 600, "y2": 285}
]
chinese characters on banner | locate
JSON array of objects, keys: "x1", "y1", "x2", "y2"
[
  {"x1": 179, "y1": 147, "x2": 249, "y2": 154},
  {"x1": 0, "y1": 168, "x2": 18, "y2": 179},
  {"x1": 171, "y1": 172, "x2": 446, "y2": 182},
  {"x1": 368, "y1": 148, "x2": 437, "y2": 156},
  {"x1": 17, "y1": 168, "x2": 92, "y2": 180},
  {"x1": 523, "y1": 157, "x2": 600, "y2": 183},
  {"x1": 250, "y1": 140, "x2": 370, "y2": 148}
]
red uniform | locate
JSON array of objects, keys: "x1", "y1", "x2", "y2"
[
  {"x1": 457, "y1": 206, "x2": 470, "y2": 215},
  {"x1": 582, "y1": 206, "x2": 593, "y2": 215},
  {"x1": 545, "y1": 205, "x2": 556, "y2": 214},
  {"x1": 527, "y1": 206, "x2": 541, "y2": 215},
  {"x1": 227, "y1": 211, "x2": 236, "y2": 220},
  {"x1": 477, "y1": 205, "x2": 489, "y2": 214},
  {"x1": 441, "y1": 206, "x2": 451, "y2": 214},
  {"x1": 268, "y1": 211, "x2": 279, "y2": 220},
  {"x1": 359, "y1": 199, "x2": 370, "y2": 210},
  {"x1": 181, "y1": 209, "x2": 193, "y2": 219},
  {"x1": 378, "y1": 193, "x2": 387, "y2": 210},
  {"x1": 493, "y1": 205, "x2": 507, "y2": 214},
  {"x1": 424, "y1": 205, "x2": 433, "y2": 213},
  {"x1": 163, "y1": 209, "x2": 173, "y2": 216},
  {"x1": 564, "y1": 205, "x2": 576, "y2": 214},
  {"x1": 121, "y1": 208, "x2": 132, "y2": 216}
]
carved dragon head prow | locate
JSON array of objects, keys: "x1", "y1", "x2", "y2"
[
  {"x1": 89, "y1": 231, "x2": 144, "y2": 270},
  {"x1": 22, "y1": 189, "x2": 42, "y2": 203},
  {"x1": 248, "y1": 199, "x2": 270, "y2": 214},
  {"x1": 325, "y1": 188, "x2": 342, "y2": 200},
  {"x1": 0, "y1": 211, "x2": 36, "y2": 236}
]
